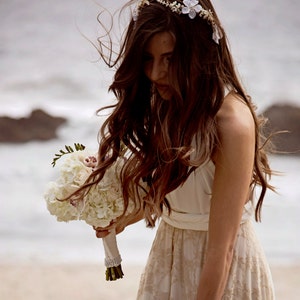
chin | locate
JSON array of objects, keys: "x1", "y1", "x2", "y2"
[{"x1": 158, "y1": 91, "x2": 172, "y2": 101}]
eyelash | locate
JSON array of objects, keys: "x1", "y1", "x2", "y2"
[
  {"x1": 143, "y1": 55, "x2": 153, "y2": 62},
  {"x1": 142, "y1": 55, "x2": 172, "y2": 64},
  {"x1": 164, "y1": 56, "x2": 171, "y2": 64}
]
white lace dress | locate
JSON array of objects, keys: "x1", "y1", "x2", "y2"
[{"x1": 137, "y1": 160, "x2": 275, "y2": 299}]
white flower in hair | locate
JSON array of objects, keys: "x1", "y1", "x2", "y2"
[
  {"x1": 182, "y1": 0, "x2": 202, "y2": 19},
  {"x1": 133, "y1": 0, "x2": 223, "y2": 44}
]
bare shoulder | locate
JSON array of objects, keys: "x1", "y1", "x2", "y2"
[
  {"x1": 216, "y1": 92, "x2": 255, "y2": 140},
  {"x1": 213, "y1": 92, "x2": 256, "y2": 169}
]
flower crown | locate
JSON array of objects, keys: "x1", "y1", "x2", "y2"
[{"x1": 133, "y1": 0, "x2": 223, "y2": 44}]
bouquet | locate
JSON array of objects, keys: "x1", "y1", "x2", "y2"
[{"x1": 44, "y1": 143, "x2": 137, "y2": 281}]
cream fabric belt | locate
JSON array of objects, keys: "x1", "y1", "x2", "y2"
[{"x1": 161, "y1": 201, "x2": 253, "y2": 231}]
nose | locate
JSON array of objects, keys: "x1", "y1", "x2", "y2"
[{"x1": 147, "y1": 60, "x2": 168, "y2": 83}]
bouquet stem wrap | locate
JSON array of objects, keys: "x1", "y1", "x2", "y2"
[{"x1": 102, "y1": 228, "x2": 124, "y2": 281}]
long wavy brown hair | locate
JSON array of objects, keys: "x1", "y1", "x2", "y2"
[{"x1": 79, "y1": 0, "x2": 274, "y2": 227}]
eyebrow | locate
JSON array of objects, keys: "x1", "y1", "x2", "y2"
[{"x1": 144, "y1": 51, "x2": 173, "y2": 57}]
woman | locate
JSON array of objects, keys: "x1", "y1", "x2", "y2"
[{"x1": 90, "y1": 0, "x2": 275, "y2": 299}]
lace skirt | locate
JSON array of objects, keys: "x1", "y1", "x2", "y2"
[{"x1": 137, "y1": 220, "x2": 275, "y2": 300}]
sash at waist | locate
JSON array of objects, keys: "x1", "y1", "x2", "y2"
[{"x1": 161, "y1": 201, "x2": 253, "y2": 231}]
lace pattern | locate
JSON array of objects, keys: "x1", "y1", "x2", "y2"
[{"x1": 137, "y1": 220, "x2": 275, "y2": 300}]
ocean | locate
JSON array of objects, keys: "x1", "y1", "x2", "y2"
[{"x1": 0, "y1": 0, "x2": 299, "y2": 267}]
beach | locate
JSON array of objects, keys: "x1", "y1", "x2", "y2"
[
  {"x1": 1, "y1": 142, "x2": 299, "y2": 299},
  {"x1": 0, "y1": 263, "x2": 299, "y2": 299}
]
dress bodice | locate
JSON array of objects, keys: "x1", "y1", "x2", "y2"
[
  {"x1": 166, "y1": 159, "x2": 215, "y2": 215},
  {"x1": 162, "y1": 159, "x2": 253, "y2": 231}
]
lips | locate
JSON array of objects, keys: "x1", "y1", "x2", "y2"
[
  {"x1": 155, "y1": 84, "x2": 172, "y2": 100},
  {"x1": 155, "y1": 84, "x2": 170, "y2": 94},
  {"x1": 155, "y1": 84, "x2": 169, "y2": 90}
]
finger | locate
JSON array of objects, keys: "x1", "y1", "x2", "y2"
[
  {"x1": 95, "y1": 230, "x2": 110, "y2": 238},
  {"x1": 93, "y1": 220, "x2": 116, "y2": 231},
  {"x1": 115, "y1": 225, "x2": 125, "y2": 235}
]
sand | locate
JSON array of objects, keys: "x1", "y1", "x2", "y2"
[{"x1": 0, "y1": 263, "x2": 299, "y2": 299}]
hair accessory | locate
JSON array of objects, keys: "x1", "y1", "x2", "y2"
[{"x1": 133, "y1": 0, "x2": 223, "y2": 44}]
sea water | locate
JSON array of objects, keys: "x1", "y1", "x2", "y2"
[{"x1": 0, "y1": 0, "x2": 299, "y2": 266}]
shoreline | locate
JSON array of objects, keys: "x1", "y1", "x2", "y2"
[{"x1": 0, "y1": 263, "x2": 299, "y2": 299}]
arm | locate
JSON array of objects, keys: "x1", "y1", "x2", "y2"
[
  {"x1": 197, "y1": 95, "x2": 255, "y2": 299},
  {"x1": 94, "y1": 208, "x2": 144, "y2": 238}
]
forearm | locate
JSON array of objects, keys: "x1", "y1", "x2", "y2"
[
  {"x1": 196, "y1": 95, "x2": 255, "y2": 299},
  {"x1": 125, "y1": 208, "x2": 145, "y2": 227},
  {"x1": 197, "y1": 248, "x2": 234, "y2": 299},
  {"x1": 95, "y1": 209, "x2": 144, "y2": 237}
]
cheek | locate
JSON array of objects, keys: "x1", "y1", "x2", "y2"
[{"x1": 143, "y1": 63, "x2": 152, "y2": 80}]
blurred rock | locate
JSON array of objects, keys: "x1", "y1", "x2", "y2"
[
  {"x1": 0, "y1": 109, "x2": 67, "y2": 143},
  {"x1": 262, "y1": 103, "x2": 300, "y2": 155}
]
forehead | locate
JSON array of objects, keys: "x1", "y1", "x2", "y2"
[{"x1": 144, "y1": 31, "x2": 175, "y2": 54}]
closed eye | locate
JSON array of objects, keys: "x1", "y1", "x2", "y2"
[
  {"x1": 142, "y1": 54, "x2": 153, "y2": 62},
  {"x1": 163, "y1": 54, "x2": 172, "y2": 65}
]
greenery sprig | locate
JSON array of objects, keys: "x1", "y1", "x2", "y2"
[
  {"x1": 106, "y1": 265, "x2": 124, "y2": 281},
  {"x1": 51, "y1": 143, "x2": 86, "y2": 167}
]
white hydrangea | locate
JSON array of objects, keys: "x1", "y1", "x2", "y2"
[
  {"x1": 44, "y1": 149, "x2": 95, "y2": 222},
  {"x1": 81, "y1": 159, "x2": 136, "y2": 228},
  {"x1": 45, "y1": 181, "x2": 81, "y2": 222},
  {"x1": 45, "y1": 150, "x2": 141, "y2": 227}
]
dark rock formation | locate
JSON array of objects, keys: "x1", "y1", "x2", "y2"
[
  {"x1": 0, "y1": 109, "x2": 67, "y2": 143},
  {"x1": 262, "y1": 104, "x2": 300, "y2": 155}
]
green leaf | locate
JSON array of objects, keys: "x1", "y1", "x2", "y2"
[
  {"x1": 65, "y1": 145, "x2": 74, "y2": 153},
  {"x1": 51, "y1": 143, "x2": 86, "y2": 167},
  {"x1": 75, "y1": 143, "x2": 85, "y2": 151}
]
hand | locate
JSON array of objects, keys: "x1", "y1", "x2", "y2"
[
  {"x1": 93, "y1": 219, "x2": 125, "y2": 238},
  {"x1": 93, "y1": 209, "x2": 144, "y2": 238}
]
